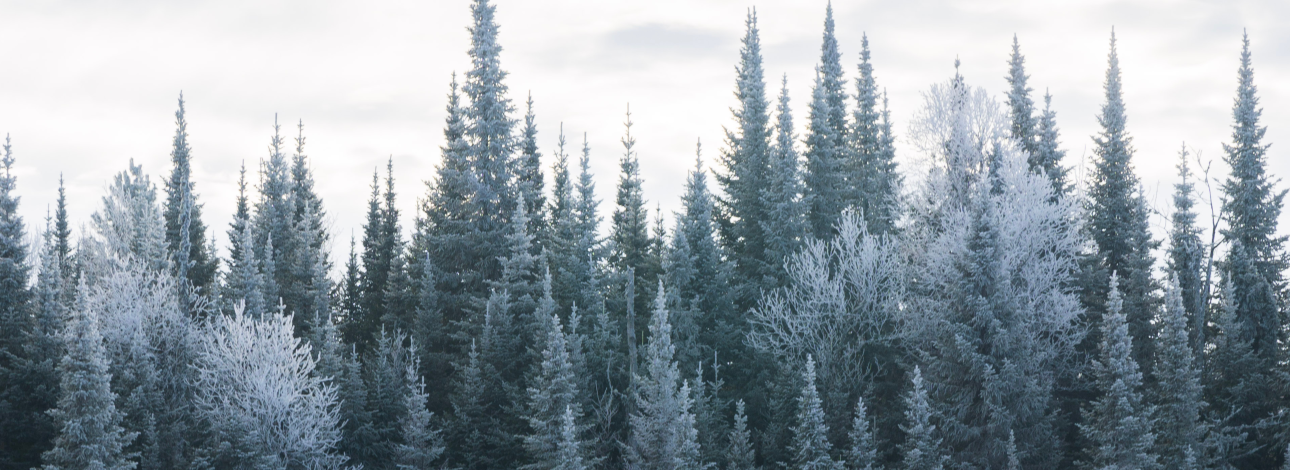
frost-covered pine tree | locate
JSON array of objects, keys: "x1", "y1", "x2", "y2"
[
  {"x1": 1083, "y1": 30, "x2": 1160, "y2": 374},
  {"x1": 760, "y1": 76, "x2": 809, "y2": 286},
  {"x1": 803, "y1": 3, "x2": 849, "y2": 238},
  {"x1": 1166, "y1": 145, "x2": 1206, "y2": 352},
  {"x1": 716, "y1": 8, "x2": 772, "y2": 299},
  {"x1": 1005, "y1": 35, "x2": 1038, "y2": 157},
  {"x1": 84, "y1": 160, "x2": 170, "y2": 279},
  {"x1": 1216, "y1": 33, "x2": 1287, "y2": 468},
  {"x1": 41, "y1": 285, "x2": 138, "y2": 470},
  {"x1": 1081, "y1": 274, "x2": 1158, "y2": 470},
  {"x1": 0, "y1": 134, "x2": 39, "y2": 467},
  {"x1": 526, "y1": 307, "x2": 584, "y2": 470},
  {"x1": 518, "y1": 93, "x2": 548, "y2": 242},
  {"x1": 727, "y1": 400, "x2": 757, "y2": 470},
  {"x1": 162, "y1": 93, "x2": 217, "y2": 304},
  {"x1": 901, "y1": 367, "x2": 945, "y2": 470},
  {"x1": 397, "y1": 349, "x2": 445, "y2": 470},
  {"x1": 791, "y1": 356, "x2": 842, "y2": 470},
  {"x1": 849, "y1": 34, "x2": 899, "y2": 236},
  {"x1": 612, "y1": 107, "x2": 659, "y2": 319},
  {"x1": 355, "y1": 169, "x2": 390, "y2": 351},
  {"x1": 1033, "y1": 92, "x2": 1068, "y2": 198},
  {"x1": 626, "y1": 285, "x2": 703, "y2": 470},
  {"x1": 1152, "y1": 276, "x2": 1205, "y2": 470},
  {"x1": 845, "y1": 398, "x2": 878, "y2": 470}
]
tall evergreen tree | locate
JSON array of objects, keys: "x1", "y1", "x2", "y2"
[
  {"x1": 1033, "y1": 92, "x2": 1069, "y2": 197},
  {"x1": 0, "y1": 134, "x2": 30, "y2": 357},
  {"x1": 162, "y1": 94, "x2": 217, "y2": 305},
  {"x1": 803, "y1": 3, "x2": 849, "y2": 238},
  {"x1": 761, "y1": 76, "x2": 809, "y2": 286},
  {"x1": 1216, "y1": 33, "x2": 1287, "y2": 468},
  {"x1": 716, "y1": 8, "x2": 772, "y2": 299},
  {"x1": 41, "y1": 287, "x2": 138, "y2": 470},
  {"x1": 849, "y1": 34, "x2": 899, "y2": 235},
  {"x1": 518, "y1": 93, "x2": 548, "y2": 243},
  {"x1": 1081, "y1": 275, "x2": 1158, "y2": 470},
  {"x1": 667, "y1": 143, "x2": 734, "y2": 371},
  {"x1": 397, "y1": 349, "x2": 445, "y2": 470},
  {"x1": 1152, "y1": 276, "x2": 1205, "y2": 470},
  {"x1": 1083, "y1": 30, "x2": 1159, "y2": 374},
  {"x1": 1167, "y1": 145, "x2": 1206, "y2": 351},
  {"x1": 1005, "y1": 35, "x2": 1039, "y2": 158},
  {"x1": 612, "y1": 107, "x2": 658, "y2": 323},
  {"x1": 901, "y1": 367, "x2": 945, "y2": 470},
  {"x1": 790, "y1": 356, "x2": 842, "y2": 470}
]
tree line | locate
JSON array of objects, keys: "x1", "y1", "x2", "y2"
[{"x1": 0, "y1": 1, "x2": 1287, "y2": 469}]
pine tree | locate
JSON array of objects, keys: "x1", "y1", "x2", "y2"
[
  {"x1": 626, "y1": 284, "x2": 703, "y2": 470},
  {"x1": 556, "y1": 405, "x2": 588, "y2": 470},
  {"x1": 1081, "y1": 274, "x2": 1158, "y2": 470},
  {"x1": 526, "y1": 309, "x2": 584, "y2": 470},
  {"x1": 849, "y1": 34, "x2": 899, "y2": 236},
  {"x1": 845, "y1": 398, "x2": 878, "y2": 470},
  {"x1": 162, "y1": 93, "x2": 217, "y2": 306},
  {"x1": 222, "y1": 162, "x2": 254, "y2": 313},
  {"x1": 791, "y1": 356, "x2": 842, "y2": 470},
  {"x1": 1005, "y1": 35, "x2": 1039, "y2": 158},
  {"x1": 716, "y1": 8, "x2": 772, "y2": 299},
  {"x1": 1167, "y1": 145, "x2": 1206, "y2": 351},
  {"x1": 41, "y1": 286, "x2": 138, "y2": 470},
  {"x1": 285, "y1": 122, "x2": 331, "y2": 333},
  {"x1": 1216, "y1": 33, "x2": 1287, "y2": 469},
  {"x1": 1033, "y1": 92, "x2": 1069, "y2": 197},
  {"x1": 397, "y1": 349, "x2": 445, "y2": 470},
  {"x1": 0, "y1": 134, "x2": 31, "y2": 354},
  {"x1": 760, "y1": 76, "x2": 809, "y2": 286},
  {"x1": 1, "y1": 215, "x2": 61, "y2": 470},
  {"x1": 901, "y1": 367, "x2": 945, "y2": 470},
  {"x1": 1205, "y1": 278, "x2": 1268, "y2": 469},
  {"x1": 252, "y1": 116, "x2": 294, "y2": 311},
  {"x1": 727, "y1": 400, "x2": 757, "y2": 470},
  {"x1": 1083, "y1": 30, "x2": 1160, "y2": 375},
  {"x1": 358, "y1": 330, "x2": 415, "y2": 469},
  {"x1": 414, "y1": 73, "x2": 481, "y2": 346},
  {"x1": 803, "y1": 3, "x2": 849, "y2": 239},
  {"x1": 1152, "y1": 276, "x2": 1205, "y2": 470},
  {"x1": 612, "y1": 107, "x2": 658, "y2": 325},
  {"x1": 518, "y1": 93, "x2": 548, "y2": 243}
]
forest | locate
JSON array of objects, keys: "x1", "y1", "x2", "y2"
[{"x1": 0, "y1": 1, "x2": 1287, "y2": 469}]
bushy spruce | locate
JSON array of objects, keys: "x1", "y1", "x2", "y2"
[
  {"x1": 791, "y1": 356, "x2": 842, "y2": 470},
  {"x1": 845, "y1": 397, "x2": 878, "y2": 470},
  {"x1": 901, "y1": 367, "x2": 945, "y2": 470},
  {"x1": 1152, "y1": 276, "x2": 1206, "y2": 470},
  {"x1": 626, "y1": 285, "x2": 704, "y2": 470}
]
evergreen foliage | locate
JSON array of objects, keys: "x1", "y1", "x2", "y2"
[
  {"x1": 844, "y1": 398, "x2": 878, "y2": 470},
  {"x1": 1167, "y1": 145, "x2": 1207, "y2": 352},
  {"x1": 848, "y1": 34, "x2": 899, "y2": 236},
  {"x1": 1080, "y1": 275, "x2": 1158, "y2": 470},
  {"x1": 626, "y1": 285, "x2": 703, "y2": 470},
  {"x1": 727, "y1": 400, "x2": 757, "y2": 470},
  {"x1": 790, "y1": 356, "x2": 842, "y2": 470},
  {"x1": 162, "y1": 94, "x2": 217, "y2": 305},
  {"x1": 1083, "y1": 31, "x2": 1160, "y2": 374},
  {"x1": 761, "y1": 76, "x2": 809, "y2": 286},
  {"x1": 1152, "y1": 276, "x2": 1206, "y2": 470},
  {"x1": 901, "y1": 367, "x2": 945, "y2": 470}
]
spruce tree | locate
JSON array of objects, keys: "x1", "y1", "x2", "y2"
[
  {"x1": 901, "y1": 367, "x2": 945, "y2": 470},
  {"x1": 162, "y1": 94, "x2": 217, "y2": 305},
  {"x1": 1081, "y1": 274, "x2": 1158, "y2": 470},
  {"x1": 791, "y1": 356, "x2": 842, "y2": 470},
  {"x1": 1005, "y1": 35, "x2": 1038, "y2": 157},
  {"x1": 1216, "y1": 33, "x2": 1287, "y2": 468},
  {"x1": 518, "y1": 93, "x2": 547, "y2": 243},
  {"x1": 727, "y1": 400, "x2": 757, "y2": 470},
  {"x1": 555, "y1": 405, "x2": 588, "y2": 470},
  {"x1": 845, "y1": 398, "x2": 878, "y2": 470},
  {"x1": 397, "y1": 350, "x2": 445, "y2": 470},
  {"x1": 1152, "y1": 276, "x2": 1205, "y2": 470},
  {"x1": 252, "y1": 116, "x2": 294, "y2": 310},
  {"x1": 612, "y1": 107, "x2": 658, "y2": 325},
  {"x1": 2, "y1": 213, "x2": 59, "y2": 470},
  {"x1": 1033, "y1": 92, "x2": 1069, "y2": 198},
  {"x1": 849, "y1": 34, "x2": 899, "y2": 236},
  {"x1": 1083, "y1": 30, "x2": 1160, "y2": 374},
  {"x1": 0, "y1": 134, "x2": 30, "y2": 355},
  {"x1": 626, "y1": 285, "x2": 703, "y2": 470},
  {"x1": 286, "y1": 122, "x2": 331, "y2": 332},
  {"x1": 803, "y1": 3, "x2": 849, "y2": 238},
  {"x1": 1167, "y1": 145, "x2": 1206, "y2": 351},
  {"x1": 716, "y1": 8, "x2": 772, "y2": 299},
  {"x1": 668, "y1": 143, "x2": 735, "y2": 371},
  {"x1": 41, "y1": 286, "x2": 138, "y2": 470},
  {"x1": 761, "y1": 76, "x2": 809, "y2": 285},
  {"x1": 526, "y1": 309, "x2": 584, "y2": 470}
]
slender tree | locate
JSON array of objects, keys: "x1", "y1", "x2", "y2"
[
  {"x1": 849, "y1": 34, "x2": 899, "y2": 235},
  {"x1": 901, "y1": 367, "x2": 945, "y2": 470},
  {"x1": 1152, "y1": 276, "x2": 1205, "y2": 470},
  {"x1": 1167, "y1": 145, "x2": 1206, "y2": 351},
  {"x1": 790, "y1": 356, "x2": 842, "y2": 470},
  {"x1": 1216, "y1": 32, "x2": 1287, "y2": 469},
  {"x1": 1082, "y1": 30, "x2": 1159, "y2": 374},
  {"x1": 162, "y1": 94, "x2": 217, "y2": 304},
  {"x1": 1081, "y1": 275, "x2": 1158, "y2": 470},
  {"x1": 803, "y1": 3, "x2": 850, "y2": 239},
  {"x1": 845, "y1": 397, "x2": 879, "y2": 470},
  {"x1": 761, "y1": 76, "x2": 809, "y2": 286},
  {"x1": 626, "y1": 285, "x2": 703, "y2": 470}
]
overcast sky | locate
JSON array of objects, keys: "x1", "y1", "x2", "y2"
[{"x1": 2, "y1": 0, "x2": 1288, "y2": 264}]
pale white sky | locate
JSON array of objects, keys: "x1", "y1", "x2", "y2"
[{"x1": 2, "y1": 0, "x2": 1288, "y2": 264}]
